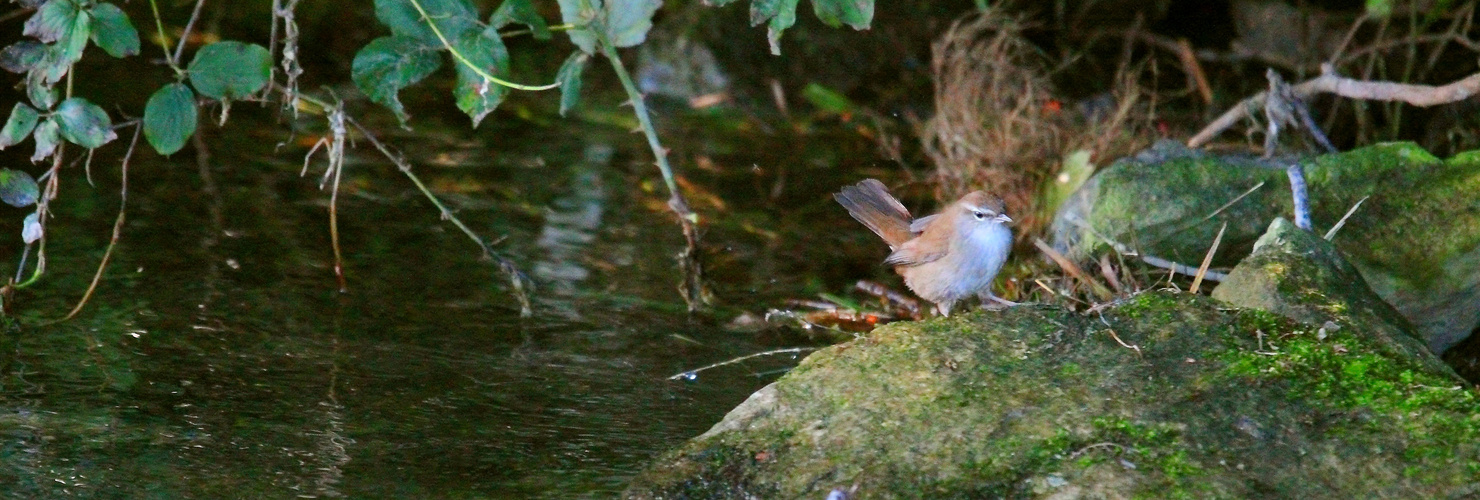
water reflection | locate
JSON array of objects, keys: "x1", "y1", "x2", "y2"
[
  {"x1": 533, "y1": 144, "x2": 613, "y2": 298},
  {"x1": 0, "y1": 115, "x2": 860, "y2": 497}
]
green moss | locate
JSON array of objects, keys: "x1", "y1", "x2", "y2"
[{"x1": 1219, "y1": 309, "x2": 1480, "y2": 482}]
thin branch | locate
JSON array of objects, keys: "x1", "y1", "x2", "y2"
[
  {"x1": 667, "y1": 347, "x2": 819, "y2": 381},
  {"x1": 1324, "y1": 195, "x2": 1369, "y2": 241},
  {"x1": 171, "y1": 0, "x2": 207, "y2": 66},
  {"x1": 1190, "y1": 65, "x2": 1480, "y2": 148},
  {"x1": 48, "y1": 124, "x2": 142, "y2": 324},
  {"x1": 1189, "y1": 222, "x2": 1226, "y2": 294},
  {"x1": 343, "y1": 115, "x2": 533, "y2": 316}
]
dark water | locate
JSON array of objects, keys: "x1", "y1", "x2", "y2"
[{"x1": 0, "y1": 108, "x2": 883, "y2": 497}]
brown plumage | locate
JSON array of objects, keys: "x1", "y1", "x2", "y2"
[{"x1": 835, "y1": 179, "x2": 1014, "y2": 316}]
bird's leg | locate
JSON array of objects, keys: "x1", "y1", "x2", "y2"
[
  {"x1": 981, "y1": 293, "x2": 1019, "y2": 308},
  {"x1": 936, "y1": 302, "x2": 952, "y2": 317}
]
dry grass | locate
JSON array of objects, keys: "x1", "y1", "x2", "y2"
[{"x1": 916, "y1": 8, "x2": 1158, "y2": 237}]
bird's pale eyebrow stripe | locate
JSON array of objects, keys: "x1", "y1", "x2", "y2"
[{"x1": 963, "y1": 203, "x2": 995, "y2": 215}]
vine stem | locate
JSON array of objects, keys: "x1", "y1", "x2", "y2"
[
  {"x1": 589, "y1": 18, "x2": 709, "y2": 311},
  {"x1": 405, "y1": 0, "x2": 559, "y2": 91},
  {"x1": 145, "y1": 0, "x2": 185, "y2": 76},
  {"x1": 46, "y1": 123, "x2": 142, "y2": 324}
]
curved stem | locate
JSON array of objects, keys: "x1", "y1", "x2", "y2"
[
  {"x1": 146, "y1": 0, "x2": 185, "y2": 76},
  {"x1": 405, "y1": 0, "x2": 559, "y2": 91}
]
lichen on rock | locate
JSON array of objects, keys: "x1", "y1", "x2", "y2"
[{"x1": 628, "y1": 292, "x2": 1480, "y2": 498}]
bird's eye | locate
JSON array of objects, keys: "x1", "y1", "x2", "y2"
[{"x1": 972, "y1": 211, "x2": 985, "y2": 220}]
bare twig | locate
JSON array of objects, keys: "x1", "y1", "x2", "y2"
[
  {"x1": 49, "y1": 124, "x2": 142, "y2": 323},
  {"x1": 1035, "y1": 238, "x2": 1113, "y2": 301},
  {"x1": 1058, "y1": 213, "x2": 1228, "y2": 282},
  {"x1": 1105, "y1": 328, "x2": 1141, "y2": 356},
  {"x1": 1324, "y1": 195, "x2": 1369, "y2": 241},
  {"x1": 171, "y1": 0, "x2": 208, "y2": 66},
  {"x1": 1201, "y1": 181, "x2": 1265, "y2": 222},
  {"x1": 1190, "y1": 66, "x2": 1480, "y2": 148},
  {"x1": 1189, "y1": 222, "x2": 1226, "y2": 294},
  {"x1": 667, "y1": 347, "x2": 819, "y2": 380},
  {"x1": 343, "y1": 115, "x2": 533, "y2": 317}
]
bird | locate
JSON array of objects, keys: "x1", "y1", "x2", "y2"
[{"x1": 834, "y1": 179, "x2": 1014, "y2": 317}]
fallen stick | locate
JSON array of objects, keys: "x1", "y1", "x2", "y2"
[{"x1": 1189, "y1": 64, "x2": 1480, "y2": 148}]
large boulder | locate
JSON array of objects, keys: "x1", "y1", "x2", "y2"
[
  {"x1": 1050, "y1": 141, "x2": 1480, "y2": 353},
  {"x1": 627, "y1": 219, "x2": 1478, "y2": 497}
]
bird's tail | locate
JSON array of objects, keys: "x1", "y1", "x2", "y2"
[{"x1": 834, "y1": 179, "x2": 913, "y2": 248}]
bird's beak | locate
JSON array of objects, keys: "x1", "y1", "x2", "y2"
[{"x1": 994, "y1": 214, "x2": 1013, "y2": 224}]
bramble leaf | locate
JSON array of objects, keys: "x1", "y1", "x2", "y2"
[
  {"x1": 23, "y1": 0, "x2": 79, "y2": 44},
  {"x1": 489, "y1": 0, "x2": 551, "y2": 40},
  {"x1": 556, "y1": 0, "x2": 597, "y2": 54},
  {"x1": 351, "y1": 36, "x2": 442, "y2": 124},
  {"x1": 452, "y1": 27, "x2": 510, "y2": 127},
  {"x1": 555, "y1": 51, "x2": 589, "y2": 117},
  {"x1": 0, "y1": 169, "x2": 39, "y2": 207},
  {"x1": 54, "y1": 97, "x2": 117, "y2": 148},
  {"x1": 0, "y1": 41, "x2": 45, "y2": 73},
  {"x1": 0, "y1": 103, "x2": 40, "y2": 149},
  {"x1": 751, "y1": 0, "x2": 799, "y2": 55},
  {"x1": 26, "y1": 73, "x2": 57, "y2": 109},
  {"x1": 375, "y1": 0, "x2": 478, "y2": 44},
  {"x1": 89, "y1": 2, "x2": 140, "y2": 58},
  {"x1": 811, "y1": 0, "x2": 872, "y2": 29},
  {"x1": 143, "y1": 83, "x2": 197, "y2": 155},
  {"x1": 187, "y1": 41, "x2": 272, "y2": 100},
  {"x1": 558, "y1": 0, "x2": 662, "y2": 54},
  {"x1": 22, "y1": 212, "x2": 41, "y2": 244},
  {"x1": 605, "y1": 0, "x2": 662, "y2": 48},
  {"x1": 31, "y1": 119, "x2": 59, "y2": 162}
]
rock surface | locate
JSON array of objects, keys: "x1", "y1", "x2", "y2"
[
  {"x1": 627, "y1": 219, "x2": 1479, "y2": 498},
  {"x1": 1050, "y1": 141, "x2": 1480, "y2": 353}
]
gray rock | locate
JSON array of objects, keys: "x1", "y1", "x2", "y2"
[
  {"x1": 626, "y1": 290, "x2": 1477, "y2": 497},
  {"x1": 1050, "y1": 142, "x2": 1480, "y2": 353}
]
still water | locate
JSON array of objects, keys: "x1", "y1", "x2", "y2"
[{"x1": 0, "y1": 109, "x2": 882, "y2": 497}]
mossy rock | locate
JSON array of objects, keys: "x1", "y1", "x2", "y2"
[
  {"x1": 1050, "y1": 141, "x2": 1480, "y2": 353},
  {"x1": 627, "y1": 292, "x2": 1480, "y2": 498}
]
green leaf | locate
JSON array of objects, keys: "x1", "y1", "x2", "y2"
[
  {"x1": 0, "y1": 41, "x2": 45, "y2": 73},
  {"x1": 0, "y1": 169, "x2": 39, "y2": 207},
  {"x1": 143, "y1": 83, "x2": 197, "y2": 155},
  {"x1": 489, "y1": 0, "x2": 551, "y2": 40},
  {"x1": 53, "y1": 97, "x2": 117, "y2": 149},
  {"x1": 0, "y1": 103, "x2": 40, "y2": 149},
  {"x1": 801, "y1": 82, "x2": 855, "y2": 114},
  {"x1": 707, "y1": 0, "x2": 741, "y2": 5},
  {"x1": 23, "y1": 0, "x2": 79, "y2": 44},
  {"x1": 751, "y1": 0, "x2": 800, "y2": 55},
  {"x1": 811, "y1": 0, "x2": 872, "y2": 29},
  {"x1": 555, "y1": 51, "x2": 589, "y2": 117},
  {"x1": 55, "y1": 6, "x2": 92, "y2": 66},
  {"x1": 374, "y1": 0, "x2": 478, "y2": 44},
  {"x1": 31, "y1": 119, "x2": 58, "y2": 162},
  {"x1": 556, "y1": 0, "x2": 597, "y2": 54},
  {"x1": 21, "y1": 212, "x2": 41, "y2": 244},
  {"x1": 26, "y1": 73, "x2": 57, "y2": 109},
  {"x1": 557, "y1": 0, "x2": 661, "y2": 53},
  {"x1": 88, "y1": 2, "x2": 139, "y2": 58},
  {"x1": 351, "y1": 36, "x2": 443, "y2": 124},
  {"x1": 452, "y1": 27, "x2": 511, "y2": 128},
  {"x1": 605, "y1": 0, "x2": 662, "y2": 48},
  {"x1": 187, "y1": 41, "x2": 272, "y2": 100}
]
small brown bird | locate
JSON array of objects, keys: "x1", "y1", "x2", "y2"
[{"x1": 835, "y1": 179, "x2": 1014, "y2": 316}]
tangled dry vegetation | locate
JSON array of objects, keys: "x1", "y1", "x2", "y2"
[
  {"x1": 905, "y1": 2, "x2": 1480, "y2": 312},
  {"x1": 916, "y1": 8, "x2": 1158, "y2": 238}
]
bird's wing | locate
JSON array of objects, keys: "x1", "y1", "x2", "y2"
[
  {"x1": 884, "y1": 239, "x2": 946, "y2": 267},
  {"x1": 908, "y1": 214, "x2": 938, "y2": 234}
]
